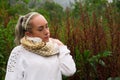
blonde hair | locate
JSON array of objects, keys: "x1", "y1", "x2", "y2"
[{"x1": 14, "y1": 12, "x2": 39, "y2": 45}]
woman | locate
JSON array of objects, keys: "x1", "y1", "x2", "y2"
[{"x1": 5, "y1": 12, "x2": 76, "y2": 80}]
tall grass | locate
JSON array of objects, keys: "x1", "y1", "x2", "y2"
[{"x1": 50, "y1": 4, "x2": 120, "y2": 80}]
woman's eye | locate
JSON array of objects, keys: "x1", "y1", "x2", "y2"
[
  {"x1": 38, "y1": 27, "x2": 43, "y2": 31},
  {"x1": 37, "y1": 25, "x2": 48, "y2": 31}
]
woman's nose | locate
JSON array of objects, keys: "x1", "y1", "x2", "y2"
[{"x1": 44, "y1": 28, "x2": 49, "y2": 35}]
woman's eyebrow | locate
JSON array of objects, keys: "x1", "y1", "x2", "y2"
[{"x1": 39, "y1": 23, "x2": 48, "y2": 27}]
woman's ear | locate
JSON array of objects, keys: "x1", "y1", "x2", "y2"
[{"x1": 25, "y1": 31, "x2": 32, "y2": 37}]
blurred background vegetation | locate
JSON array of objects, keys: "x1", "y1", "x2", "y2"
[{"x1": 0, "y1": 0, "x2": 120, "y2": 80}]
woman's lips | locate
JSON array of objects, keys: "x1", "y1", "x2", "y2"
[{"x1": 44, "y1": 36, "x2": 49, "y2": 40}]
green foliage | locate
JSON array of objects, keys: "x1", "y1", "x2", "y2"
[
  {"x1": 75, "y1": 49, "x2": 111, "y2": 79},
  {"x1": 23, "y1": 0, "x2": 31, "y2": 4},
  {"x1": 71, "y1": 1, "x2": 81, "y2": 18},
  {"x1": 0, "y1": 16, "x2": 16, "y2": 80},
  {"x1": 113, "y1": 0, "x2": 120, "y2": 12},
  {"x1": 40, "y1": 1, "x2": 64, "y2": 22},
  {"x1": 88, "y1": 50, "x2": 111, "y2": 68},
  {"x1": 107, "y1": 77, "x2": 120, "y2": 80},
  {"x1": 72, "y1": 0, "x2": 108, "y2": 18}
]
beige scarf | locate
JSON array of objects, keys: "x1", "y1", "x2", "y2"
[{"x1": 20, "y1": 37, "x2": 59, "y2": 57}]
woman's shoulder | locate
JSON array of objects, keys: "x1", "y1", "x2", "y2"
[
  {"x1": 8, "y1": 45, "x2": 26, "y2": 62},
  {"x1": 49, "y1": 38, "x2": 64, "y2": 46},
  {"x1": 11, "y1": 45, "x2": 25, "y2": 55}
]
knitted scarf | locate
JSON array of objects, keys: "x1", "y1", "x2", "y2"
[{"x1": 20, "y1": 37, "x2": 59, "y2": 57}]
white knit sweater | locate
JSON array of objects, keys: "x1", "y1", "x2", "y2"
[{"x1": 5, "y1": 44, "x2": 76, "y2": 80}]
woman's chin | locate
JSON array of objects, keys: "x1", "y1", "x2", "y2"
[{"x1": 43, "y1": 38, "x2": 49, "y2": 42}]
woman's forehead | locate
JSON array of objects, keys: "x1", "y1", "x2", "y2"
[{"x1": 31, "y1": 15, "x2": 47, "y2": 25}]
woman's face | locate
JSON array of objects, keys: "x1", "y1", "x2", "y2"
[{"x1": 27, "y1": 14, "x2": 50, "y2": 42}]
